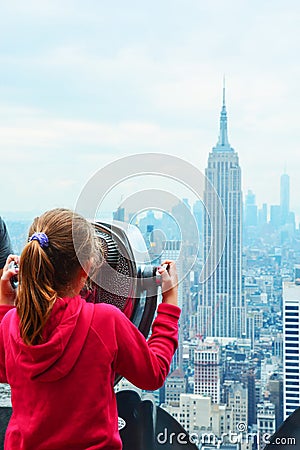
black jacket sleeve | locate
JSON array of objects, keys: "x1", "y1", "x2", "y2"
[{"x1": 0, "y1": 217, "x2": 13, "y2": 269}]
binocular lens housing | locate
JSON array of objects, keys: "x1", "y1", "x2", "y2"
[
  {"x1": 89, "y1": 221, "x2": 161, "y2": 342},
  {"x1": 90, "y1": 221, "x2": 162, "y2": 386}
]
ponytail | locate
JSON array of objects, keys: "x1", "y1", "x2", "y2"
[{"x1": 17, "y1": 240, "x2": 56, "y2": 345}]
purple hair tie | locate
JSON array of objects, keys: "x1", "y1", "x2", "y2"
[{"x1": 29, "y1": 232, "x2": 49, "y2": 248}]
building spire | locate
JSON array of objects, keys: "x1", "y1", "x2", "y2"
[
  {"x1": 217, "y1": 76, "x2": 230, "y2": 147},
  {"x1": 212, "y1": 77, "x2": 234, "y2": 153}
]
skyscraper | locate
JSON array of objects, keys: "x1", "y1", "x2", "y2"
[
  {"x1": 283, "y1": 266, "x2": 300, "y2": 420},
  {"x1": 199, "y1": 83, "x2": 244, "y2": 338},
  {"x1": 245, "y1": 189, "x2": 258, "y2": 227},
  {"x1": 161, "y1": 240, "x2": 183, "y2": 371},
  {"x1": 194, "y1": 342, "x2": 221, "y2": 403},
  {"x1": 257, "y1": 401, "x2": 276, "y2": 450},
  {"x1": 258, "y1": 203, "x2": 268, "y2": 228},
  {"x1": 280, "y1": 173, "x2": 290, "y2": 226},
  {"x1": 224, "y1": 381, "x2": 248, "y2": 432}
]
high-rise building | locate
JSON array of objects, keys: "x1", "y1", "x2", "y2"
[
  {"x1": 245, "y1": 190, "x2": 258, "y2": 227},
  {"x1": 193, "y1": 200, "x2": 203, "y2": 236},
  {"x1": 160, "y1": 240, "x2": 182, "y2": 309},
  {"x1": 165, "y1": 368, "x2": 186, "y2": 406},
  {"x1": 161, "y1": 240, "x2": 183, "y2": 371},
  {"x1": 194, "y1": 342, "x2": 221, "y2": 403},
  {"x1": 246, "y1": 309, "x2": 263, "y2": 349},
  {"x1": 200, "y1": 83, "x2": 244, "y2": 338},
  {"x1": 267, "y1": 373, "x2": 283, "y2": 429},
  {"x1": 270, "y1": 205, "x2": 281, "y2": 229},
  {"x1": 162, "y1": 393, "x2": 233, "y2": 442},
  {"x1": 113, "y1": 206, "x2": 125, "y2": 222},
  {"x1": 257, "y1": 401, "x2": 276, "y2": 450},
  {"x1": 283, "y1": 267, "x2": 300, "y2": 420},
  {"x1": 258, "y1": 203, "x2": 268, "y2": 228},
  {"x1": 246, "y1": 369, "x2": 257, "y2": 427},
  {"x1": 224, "y1": 380, "x2": 248, "y2": 432},
  {"x1": 280, "y1": 173, "x2": 290, "y2": 225}
]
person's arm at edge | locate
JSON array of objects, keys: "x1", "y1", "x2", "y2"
[
  {"x1": 0, "y1": 255, "x2": 18, "y2": 383},
  {"x1": 0, "y1": 255, "x2": 19, "y2": 317},
  {"x1": 0, "y1": 218, "x2": 13, "y2": 274}
]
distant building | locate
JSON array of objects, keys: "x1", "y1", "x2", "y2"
[
  {"x1": 162, "y1": 393, "x2": 211, "y2": 435},
  {"x1": 257, "y1": 401, "x2": 276, "y2": 450},
  {"x1": 280, "y1": 173, "x2": 290, "y2": 226},
  {"x1": 161, "y1": 240, "x2": 183, "y2": 371},
  {"x1": 246, "y1": 310, "x2": 263, "y2": 349},
  {"x1": 114, "y1": 378, "x2": 141, "y2": 396},
  {"x1": 272, "y1": 334, "x2": 283, "y2": 361},
  {"x1": 245, "y1": 190, "x2": 258, "y2": 227},
  {"x1": 162, "y1": 393, "x2": 233, "y2": 443},
  {"x1": 165, "y1": 368, "x2": 186, "y2": 406},
  {"x1": 267, "y1": 373, "x2": 283, "y2": 428},
  {"x1": 270, "y1": 205, "x2": 281, "y2": 229},
  {"x1": 172, "y1": 199, "x2": 197, "y2": 243},
  {"x1": 161, "y1": 240, "x2": 182, "y2": 304},
  {"x1": 113, "y1": 206, "x2": 125, "y2": 222},
  {"x1": 258, "y1": 203, "x2": 268, "y2": 228},
  {"x1": 200, "y1": 83, "x2": 244, "y2": 338},
  {"x1": 247, "y1": 369, "x2": 257, "y2": 427},
  {"x1": 194, "y1": 342, "x2": 221, "y2": 404},
  {"x1": 224, "y1": 381, "x2": 248, "y2": 433},
  {"x1": 137, "y1": 210, "x2": 161, "y2": 240},
  {"x1": 193, "y1": 200, "x2": 203, "y2": 236}
]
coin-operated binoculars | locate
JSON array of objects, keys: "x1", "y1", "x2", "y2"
[
  {"x1": 86, "y1": 220, "x2": 163, "y2": 364},
  {"x1": 88, "y1": 222, "x2": 198, "y2": 450}
]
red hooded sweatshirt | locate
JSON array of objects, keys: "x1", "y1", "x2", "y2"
[{"x1": 0, "y1": 296, "x2": 180, "y2": 449}]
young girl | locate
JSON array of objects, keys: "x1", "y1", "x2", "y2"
[{"x1": 0, "y1": 208, "x2": 180, "y2": 450}]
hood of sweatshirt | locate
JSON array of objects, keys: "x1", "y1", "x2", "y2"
[{"x1": 7, "y1": 295, "x2": 94, "y2": 382}]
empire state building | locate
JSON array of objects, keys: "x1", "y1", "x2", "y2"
[{"x1": 200, "y1": 85, "x2": 245, "y2": 338}]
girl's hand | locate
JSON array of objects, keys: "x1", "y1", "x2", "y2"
[
  {"x1": 157, "y1": 260, "x2": 178, "y2": 306},
  {"x1": 0, "y1": 254, "x2": 19, "y2": 306}
]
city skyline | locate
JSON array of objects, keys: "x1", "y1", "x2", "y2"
[
  {"x1": 2, "y1": 85, "x2": 299, "y2": 444},
  {"x1": 0, "y1": 1, "x2": 299, "y2": 218},
  {"x1": 1, "y1": 2, "x2": 300, "y2": 444}
]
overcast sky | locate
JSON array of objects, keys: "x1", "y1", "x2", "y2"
[{"x1": 0, "y1": 0, "x2": 299, "y2": 221}]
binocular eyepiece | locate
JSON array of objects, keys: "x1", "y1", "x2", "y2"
[{"x1": 92, "y1": 221, "x2": 163, "y2": 300}]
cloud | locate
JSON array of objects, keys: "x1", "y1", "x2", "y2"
[{"x1": 0, "y1": 0, "x2": 300, "y2": 217}]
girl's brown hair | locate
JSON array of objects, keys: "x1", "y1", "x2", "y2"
[{"x1": 16, "y1": 208, "x2": 100, "y2": 345}]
